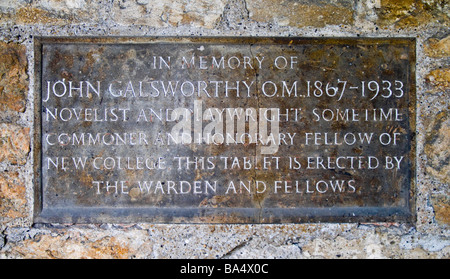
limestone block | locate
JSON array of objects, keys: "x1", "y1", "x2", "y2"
[
  {"x1": 0, "y1": 171, "x2": 26, "y2": 220},
  {"x1": 111, "y1": 0, "x2": 226, "y2": 28},
  {"x1": 424, "y1": 110, "x2": 450, "y2": 184},
  {"x1": 5, "y1": 231, "x2": 147, "y2": 259},
  {"x1": 246, "y1": 0, "x2": 354, "y2": 27},
  {"x1": 0, "y1": 0, "x2": 101, "y2": 25},
  {"x1": 432, "y1": 194, "x2": 450, "y2": 225},
  {"x1": 0, "y1": 123, "x2": 30, "y2": 165},
  {"x1": 0, "y1": 42, "x2": 27, "y2": 113},
  {"x1": 375, "y1": 0, "x2": 450, "y2": 28},
  {"x1": 424, "y1": 35, "x2": 450, "y2": 58},
  {"x1": 426, "y1": 68, "x2": 450, "y2": 92}
]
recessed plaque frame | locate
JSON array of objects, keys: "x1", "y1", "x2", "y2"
[{"x1": 33, "y1": 37, "x2": 416, "y2": 224}]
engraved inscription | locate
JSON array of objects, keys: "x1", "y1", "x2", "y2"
[{"x1": 34, "y1": 37, "x2": 416, "y2": 223}]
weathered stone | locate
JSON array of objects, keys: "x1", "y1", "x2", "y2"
[
  {"x1": 424, "y1": 110, "x2": 450, "y2": 184},
  {"x1": 0, "y1": 0, "x2": 100, "y2": 25},
  {"x1": 111, "y1": 0, "x2": 226, "y2": 28},
  {"x1": 2, "y1": 224, "x2": 449, "y2": 259},
  {"x1": 426, "y1": 68, "x2": 450, "y2": 92},
  {"x1": 246, "y1": 0, "x2": 354, "y2": 27},
  {"x1": 0, "y1": 42, "x2": 27, "y2": 113},
  {"x1": 3, "y1": 225, "x2": 253, "y2": 259},
  {"x1": 432, "y1": 194, "x2": 450, "y2": 225},
  {"x1": 5, "y1": 231, "x2": 145, "y2": 259},
  {"x1": 0, "y1": 171, "x2": 26, "y2": 221},
  {"x1": 424, "y1": 35, "x2": 450, "y2": 58},
  {"x1": 375, "y1": 0, "x2": 450, "y2": 28},
  {"x1": 215, "y1": 0, "x2": 250, "y2": 29},
  {"x1": 0, "y1": 123, "x2": 30, "y2": 165}
]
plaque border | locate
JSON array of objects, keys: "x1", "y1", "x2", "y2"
[{"x1": 33, "y1": 36, "x2": 416, "y2": 224}]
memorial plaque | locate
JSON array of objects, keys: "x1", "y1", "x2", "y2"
[{"x1": 33, "y1": 37, "x2": 416, "y2": 223}]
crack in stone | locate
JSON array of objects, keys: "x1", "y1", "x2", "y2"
[{"x1": 221, "y1": 236, "x2": 253, "y2": 258}]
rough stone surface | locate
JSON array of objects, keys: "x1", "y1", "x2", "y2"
[
  {"x1": 0, "y1": 41, "x2": 27, "y2": 113},
  {"x1": 0, "y1": 171, "x2": 27, "y2": 221},
  {"x1": 432, "y1": 194, "x2": 450, "y2": 225},
  {"x1": 0, "y1": 0, "x2": 449, "y2": 259},
  {"x1": 424, "y1": 110, "x2": 450, "y2": 184},
  {"x1": 375, "y1": 0, "x2": 450, "y2": 28},
  {"x1": 246, "y1": 0, "x2": 354, "y2": 27},
  {"x1": 110, "y1": 0, "x2": 227, "y2": 28},
  {"x1": 426, "y1": 68, "x2": 450, "y2": 92},
  {"x1": 0, "y1": 123, "x2": 30, "y2": 165},
  {"x1": 424, "y1": 34, "x2": 450, "y2": 58},
  {"x1": 0, "y1": 0, "x2": 102, "y2": 25}
]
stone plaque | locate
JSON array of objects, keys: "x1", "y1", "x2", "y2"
[{"x1": 33, "y1": 37, "x2": 416, "y2": 223}]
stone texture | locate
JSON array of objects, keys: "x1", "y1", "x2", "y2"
[
  {"x1": 2, "y1": 224, "x2": 449, "y2": 259},
  {"x1": 432, "y1": 194, "x2": 450, "y2": 225},
  {"x1": 1, "y1": 225, "x2": 254, "y2": 259},
  {"x1": 2, "y1": 228, "x2": 149, "y2": 259},
  {"x1": 0, "y1": 123, "x2": 30, "y2": 165},
  {"x1": 0, "y1": 42, "x2": 27, "y2": 113},
  {"x1": 424, "y1": 110, "x2": 450, "y2": 184},
  {"x1": 246, "y1": 0, "x2": 354, "y2": 27},
  {"x1": 111, "y1": 0, "x2": 227, "y2": 28},
  {"x1": 216, "y1": 0, "x2": 250, "y2": 29},
  {"x1": 0, "y1": 0, "x2": 101, "y2": 25},
  {"x1": 424, "y1": 34, "x2": 450, "y2": 58},
  {"x1": 0, "y1": 171, "x2": 26, "y2": 221},
  {"x1": 375, "y1": 0, "x2": 450, "y2": 28},
  {"x1": 426, "y1": 68, "x2": 450, "y2": 92}
]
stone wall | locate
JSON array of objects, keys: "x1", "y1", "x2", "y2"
[{"x1": 0, "y1": 0, "x2": 448, "y2": 259}]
